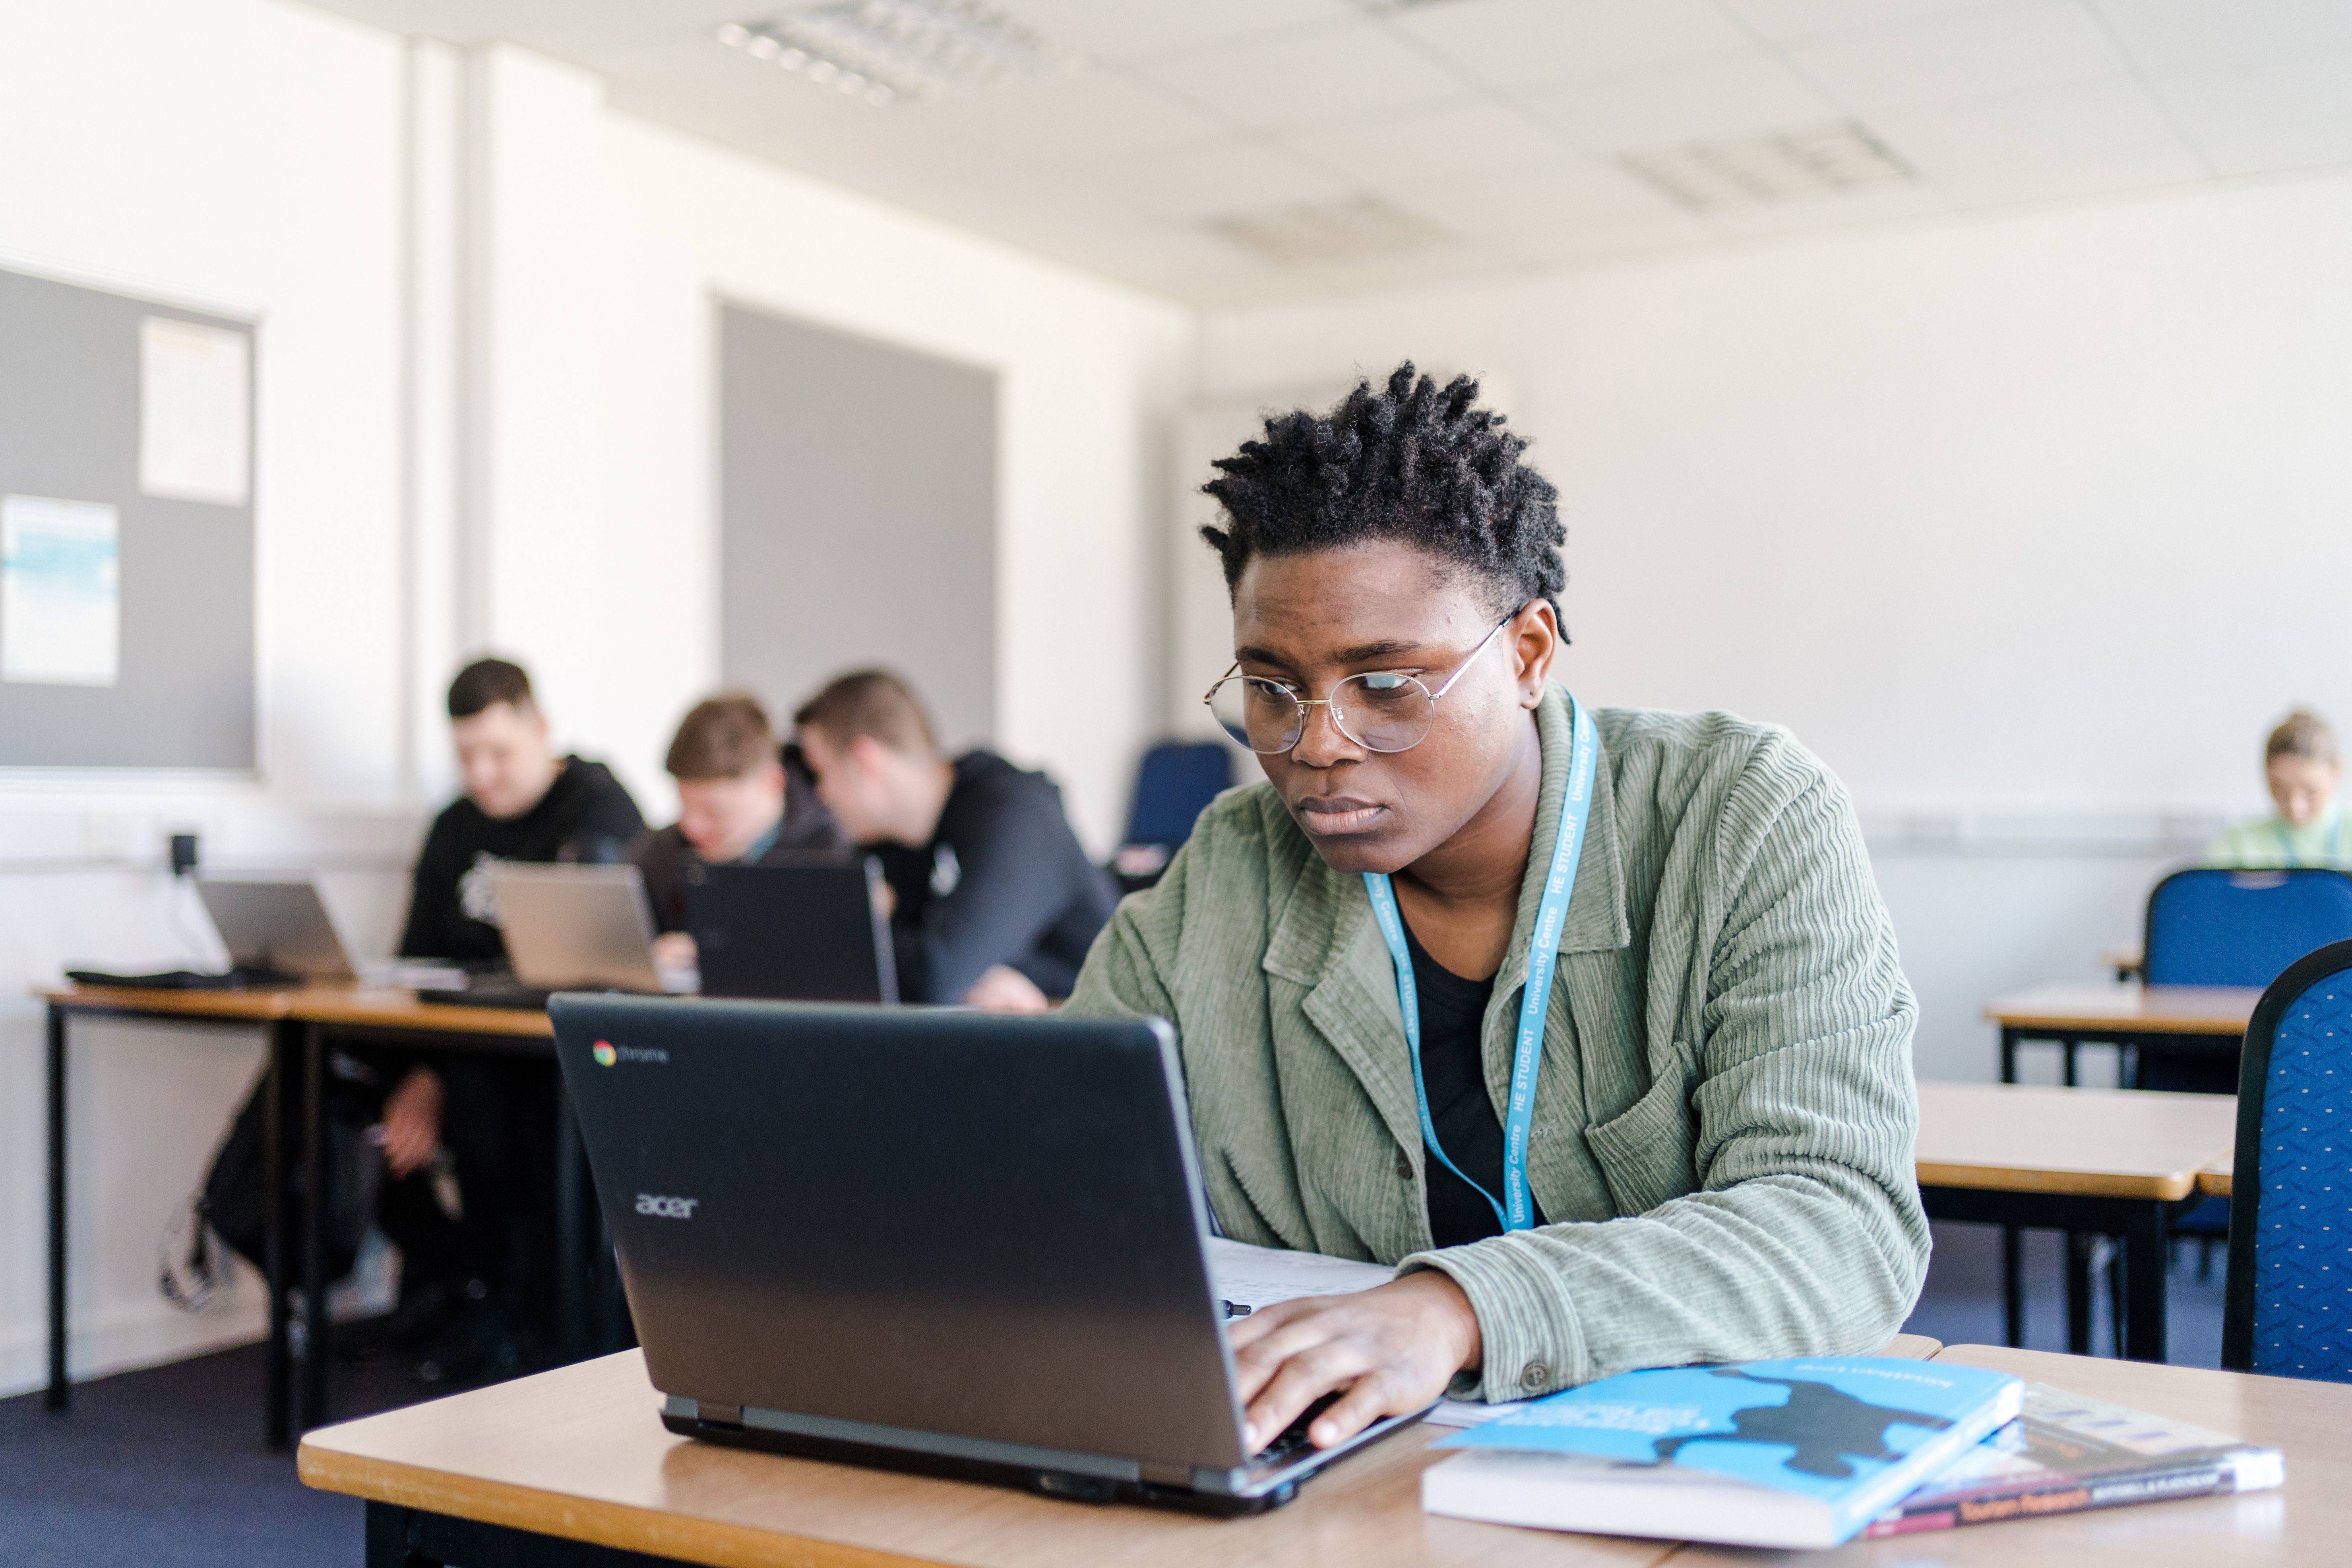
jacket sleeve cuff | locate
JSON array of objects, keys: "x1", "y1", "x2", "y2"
[{"x1": 1400, "y1": 1237, "x2": 1587, "y2": 1404}]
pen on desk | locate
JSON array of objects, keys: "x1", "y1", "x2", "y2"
[{"x1": 1220, "y1": 1299, "x2": 1252, "y2": 1319}]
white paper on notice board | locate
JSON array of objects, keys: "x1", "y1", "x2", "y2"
[
  {"x1": 2, "y1": 494, "x2": 120, "y2": 687},
  {"x1": 139, "y1": 316, "x2": 250, "y2": 506}
]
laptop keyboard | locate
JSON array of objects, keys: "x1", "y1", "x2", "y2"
[{"x1": 1253, "y1": 1393, "x2": 1342, "y2": 1469}]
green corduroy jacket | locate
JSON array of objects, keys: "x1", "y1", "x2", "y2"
[{"x1": 1067, "y1": 686, "x2": 1928, "y2": 1401}]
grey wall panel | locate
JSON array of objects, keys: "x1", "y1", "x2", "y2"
[
  {"x1": 0, "y1": 267, "x2": 256, "y2": 768},
  {"x1": 719, "y1": 303, "x2": 996, "y2": 750}
]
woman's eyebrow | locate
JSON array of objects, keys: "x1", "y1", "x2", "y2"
[{"x1": 1234, "y1": 638, "x2": 1428, "y2": 668}]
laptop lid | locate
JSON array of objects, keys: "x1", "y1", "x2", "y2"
[
  {"x1": 684, "y1": 860, "x2": 898, "y2": 1004},
  {"x1": 548, "y1": 995, "x2": 1250, "y2": 1474},
  {"x1": 488, "y1": 863, "x2": 664, "y2": 992},
  {"x1": 194, "y1": 878, "x2": 357, "y2": 981}
]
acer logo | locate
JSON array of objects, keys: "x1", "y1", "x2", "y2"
[{"x1": 635, "y1": 1194, "x2": 699, "y2": 1219}]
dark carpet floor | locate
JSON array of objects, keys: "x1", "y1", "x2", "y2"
[{"x1": 0, "y1": 1221, "x2": 2234, "y2": 1567}]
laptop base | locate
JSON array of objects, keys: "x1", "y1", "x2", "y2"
[{"x1": 661, "y1": 1409, "x2": 1310, "y2": 1516}]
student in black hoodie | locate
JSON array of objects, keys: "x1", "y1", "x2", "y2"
[
  {"x1": 364, "y1": 658, "x2": 643, "y2": 1380},
  {"x1": 632, "y1": 691, "x2": 849, "y2": 969},
  {"x1": 793, "y1": 669, "x2": 1115, "y2": 1010}
]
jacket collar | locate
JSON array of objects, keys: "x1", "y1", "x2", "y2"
[{"x1": 1259, "y1": 686, "x2": 1628, "y2": 1152}]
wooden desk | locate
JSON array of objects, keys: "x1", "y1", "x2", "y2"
[
  {"x1": 301, "y1": 1337, "x2": 1943, "y2": 1568},
  {"x1": 1672, "y1": 1343, "x2": 2343, "y2": 1565},
  {"x1": 39, "y1": 983, "x2": 563, "y2": 1447},
  {"x1": 1914, "y1": 1083, "x2": 2238, "y2": 1361},
  {"x1": 2200, "y1": 1159, "x2": 2235, "y2": 1197},
  {"x1": 1983, "y1": 982, "x2": 2257, "y2": 1085}
]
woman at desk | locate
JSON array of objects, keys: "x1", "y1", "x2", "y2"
[
  {"x1": 1068, "y1": 366, "x2": 1926, "y2": 1457},
  {"x1": 2205, "y1": 710, "x2": 2349, "y2": 869}
]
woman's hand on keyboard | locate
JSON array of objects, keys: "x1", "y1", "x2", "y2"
[{"x1": 1226, "y1": 1271, "x2": 1482, "y2": 1453}]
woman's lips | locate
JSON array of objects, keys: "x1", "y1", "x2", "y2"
[{"x1": 1294, "y1": 797, "x2": 1388, "y2": 836}]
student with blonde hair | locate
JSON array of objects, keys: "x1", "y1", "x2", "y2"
[{"x1": 2205, "y1": 710, "x2": 2349, "y2": 869}]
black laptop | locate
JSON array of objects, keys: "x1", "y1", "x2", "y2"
[
  {"x1": 546, "y1": 994, "x2": 1424, "y2": 1513},
  {"x1": 682, "y1": 860, "x2": 897, "y2": 1003}
]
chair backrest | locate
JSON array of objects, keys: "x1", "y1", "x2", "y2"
[
  {"x1": 2224, "y1": 938, "x2": 2352, "y2": 1379},
  {"x1": 2143, "y1": 867, "x2": 2352, "y2": 988},
  {"x1": 1122, "y1": 741, "x2": 1234, "y2": 849}
]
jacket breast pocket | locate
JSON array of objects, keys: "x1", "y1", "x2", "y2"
[{"x1": 1579, "y1": 1044, "x2": 1699, "y2": 1217}]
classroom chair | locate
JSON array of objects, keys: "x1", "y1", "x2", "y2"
[
  {"x1": 2222, "y1": 938, "x2": 2352, "y2": 1382},
  {"x1": 2138, "y1": 867, "x2": 2352, "y2": 1093},
  {"x1": 1110, "y1": 741, "x2": 1234, "y2": 892}
]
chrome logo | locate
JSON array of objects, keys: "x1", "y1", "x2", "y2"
[{"x1": 592, "y1": 1041, "x2": 618, "y2": 1067}]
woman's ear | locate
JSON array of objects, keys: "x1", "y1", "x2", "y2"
[{"x1": 1513, "y1": 601, "x2": 1560, "y2": 706}]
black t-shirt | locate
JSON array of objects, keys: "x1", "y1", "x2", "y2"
[
  {"x1": 869, "y1": 750, "x2": 1117, "y2": 1004},
  {"x1": 398, "y1": 756, "x2": 645, "y2": 962},
  {"x1": 1403, "y1": 917, "x2": 1544, "y2": 1248}
]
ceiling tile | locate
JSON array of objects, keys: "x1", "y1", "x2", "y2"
[
  {"x1": 1720, "y1": 0, "x2": 2023, "y2": 43},
  {"x1": 1278, "y1": 100, "x2": 1581, "y2": 186},
  {"x1": 1701, "y1": 179, "x2": 1952, "y2": 236},
  {"x1": 905, "y1": 70, "x2": 1226, "y2": 166},
  {"x1": 1133, "y1": 19, "x2": 1473, "y2": 129},
  {"x1": 1866, "y1": 77, "x2": 2189, "y2": 174},
  {"x1": 1107, "y1": 138, "x2": 1356, "y2": 221},
  {"x1": 1926, "y1": 138, "x2": 2209, "y2": 205},
  {"x1": 1783, "y1": 2, "x2": 2136, "y2": 113},
  {"x1": 1388, "y1": 0, "x2": 1756, "y2": 91},
  {"x1": 2092, "y1": 0, "x2": 2352, "y2": 70},
  {"x1": 1519, "y1": 52, "x2": 1842, "y2": 153},
  {"x1": 990, "y1": 0, "x2": 1357, "y2": 63},
  {"x1": 1381, "y1": 158, "x2": 1691, "y2": 246}
]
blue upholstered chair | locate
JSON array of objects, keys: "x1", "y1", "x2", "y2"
[
  {"x1": 2222, "y1": 938, "x2": 2352, "y2": 1381},
  {"x1": 2139, "y1": 868, "x2": 2352, "y2": 1095},
  {"x1": 1110, "y1": 742, "x2": 1235, "y2": 892}
]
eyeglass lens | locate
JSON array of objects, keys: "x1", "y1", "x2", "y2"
[{"x1": 1208, "y1": 671, "x2": 1436, "y2": 754}]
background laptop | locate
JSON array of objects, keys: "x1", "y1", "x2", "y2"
[
  {"x1": 683, "y1": 859, "x2": 897, "y2": 1003},
  {"x1": 194, "y1": 877, "x2": 358, "y2": 983},
  {"x1": 422, "y1": 863, "x2": 671, "y2": 1007},
  {"x1": 548, "y1": 994, "x2": 1421, "y2": 1513}
]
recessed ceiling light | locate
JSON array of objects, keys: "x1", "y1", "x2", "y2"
[
  {"x1": 714, "y1": 2, "x2": 1065, "y2": 105},
  {"x1": 1204, "y1": 196, "x2": 1449, "y2": 266},
  {"x1": 1622, "y1": 122, "x2": 1915, "y2": 212}
]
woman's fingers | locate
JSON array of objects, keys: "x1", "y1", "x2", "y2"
[{"x1": 1243, "y1": 1336, "x2": 1374, "y2": 1450}]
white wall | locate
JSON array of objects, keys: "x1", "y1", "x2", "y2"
[
  {"x1": 593, "y1": 112, "x2": 1194, "y2": 846},
  {"x1": 0, "y1": 0, "x2": 422, "y2": 1397},
  {"x1": 1192, "y1": 174, "x2": 2352, "y2": 1083},
  {"x1": 0, "y1": 12, "x2": 1193, "y2": 1396}
]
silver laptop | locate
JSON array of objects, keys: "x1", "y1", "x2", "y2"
[
  {"x1": 194, "y1": 877, "x2": 357, "y2": 982},
  {"x1": 547, "y1": 994, "x2": 1428, "y2": 1515},
  {"x1": 486, "y1": 862, "x2": 667, "y2": 993}
]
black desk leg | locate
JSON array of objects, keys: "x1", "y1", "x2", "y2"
[
  {"x1": 2001, "y1": 1027, "x2": 2020, "y2": 1085},
  {"x1": 2001, "y1": 1225, "x2": 2024, "y2": 1347},
  {"x1": 2062, "y1": 1039, "x2": 2079, "y2": 1087},
  {"x1": 299, "y1": 1022, "x2": 330, "y2": 1433},
  {"x1": 46, "y1": 1005, "x2": 68, "y2": 1413},
  {"x1": 2123, "y1": 1202, "x2": 2169, "y2": 1362},
  {"x1": 556, "y1": 1086, "x2": 586, "y2": 1362},
  {"x1": 264, "y1": 1017, "x2": 295, "y2": 1448},
  {"x1": 2065, "y1": 1232, "x2": 2093, "y2": 1355}
]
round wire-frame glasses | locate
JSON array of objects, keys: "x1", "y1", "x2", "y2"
[{"x1": 1202, "y1": 612, "x2": 1518, "y2": 756}]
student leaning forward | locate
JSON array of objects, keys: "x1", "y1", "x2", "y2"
[{"x1": 1067, "y1": 364, "x2": 1927, "y2": 1456}]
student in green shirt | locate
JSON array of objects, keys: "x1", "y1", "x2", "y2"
[
  {"x1": 1068, "y1": 366, "x2": 1926, "y2": 1456},
  {"x1": 2204, "y1": 709, "x2": 2348, "y2": 869}
]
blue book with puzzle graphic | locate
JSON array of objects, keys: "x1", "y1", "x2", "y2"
[{"x1": 1423, "y1": 1358, "x2": 2023, "y2": 1549}]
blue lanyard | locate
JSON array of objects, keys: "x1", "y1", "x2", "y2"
[
  {"x1": 2275, "y1": 816, "x2": 2342, "y2": 867},
  {"x1": 1362, "y1": 694, "x2": 1597, "y2": 1234}
]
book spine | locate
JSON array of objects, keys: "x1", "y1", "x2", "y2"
[
  {"x1": 1829, "y1": 1385, "x2": 2026, "y2": 1540},
  {"x1": 1863, "y1": 1459, "x2": 2251, "y2": 1538}
]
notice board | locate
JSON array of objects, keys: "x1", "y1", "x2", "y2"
[{"x1": 0, "y1": 265, "x2": 257, "y2": 769}]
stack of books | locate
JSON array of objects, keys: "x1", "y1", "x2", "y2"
[{"x1": 1421, "y1": 1357, "x2": 2283, "y2": 1550}]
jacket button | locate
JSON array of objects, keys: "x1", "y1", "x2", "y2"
[
  {"x1": 1394, "y1": 1150, "x2": 1413, "y2": 1179},
  {"x1": 1520, "y1": 1362, "x2": 1550, "y2": 1390}
]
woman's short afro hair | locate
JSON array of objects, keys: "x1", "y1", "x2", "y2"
[{"x1": 1200, "y1": 362, "x2": 1564, "y2": 622}]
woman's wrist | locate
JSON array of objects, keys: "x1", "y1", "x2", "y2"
[{"x1": 1400, "y1": 1267, "x2": 1483, "y2": 1374}]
